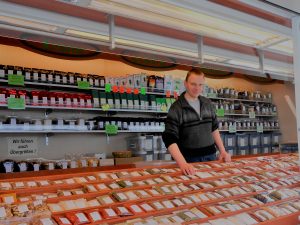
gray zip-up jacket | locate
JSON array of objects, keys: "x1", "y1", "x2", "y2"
[{"x1": 162, "y1": 92, "x2": 218, "y2": 157}]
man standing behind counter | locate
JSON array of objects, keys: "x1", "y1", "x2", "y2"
[{"x1": 162, "y1": 68, "x2": 231, "y2": 175}]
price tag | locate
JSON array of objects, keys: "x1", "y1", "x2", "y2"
[
  {"x1": 105, "y1": 83, "x2": 111, "y2": 92},
  {"x1": 173, "y1": 91, "x2": 179, "y2": 99},
  {"x1": 105, "y1": 124, "x2": 118, "y2": 135},
  {"x1": 8, "y1": 74, "x2": 24, "y2": 86},
  {"x1": 7, "y1": 97, "x2": 25, "y2": 109},
  {"x1": 112, "y1": 85, "x2": 118, "y2": 93},
  {"x1": 257, "y1": 124, "x2": 264, "y2": 133},
  {"x1": 77, "y1": 81, "x2": 90, "y2": 89},
  {"x1": 119, "y1": 86, "x2": 125, "y2": 93},
  {"x1": 249, "y1": 111, "x2": 256, "y2": 119},
  {"x1": 161, "y1": 104, "x2": 168, "y2": 112},
  {"x1": 216, "y1": 108, "x2": 225, "y2": 117},
  {"x1": 126, "y1": 88, "x2": 132, "y2": 94},
  {"x1": 207, "y1": 93, "x2": 217, "y2": 98},
  {"x1": 166, "y1": 90, "x2": 171, "y2": 98},
  {"x1": 229, "y1": 123, "x2": 237, "y2": 133},
  {"x1": 101, "y1": 104, "x2": 110, "y2": 111},
  {"x1": 140, "y1": 87, "x2": 146, "y2": 95}
]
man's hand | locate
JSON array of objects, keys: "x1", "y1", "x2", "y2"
[
  {"x1": 219, "y1": 151, "x2": 231, "y2": 162},
  {"x1": 179, "y1": 163, "x2": 195, "y2": 175}
]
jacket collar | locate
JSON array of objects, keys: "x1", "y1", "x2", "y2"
[{"x1": 178, "y1": 91, "x2": 203, "y2": 108}]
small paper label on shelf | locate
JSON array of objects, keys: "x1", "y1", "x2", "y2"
[
  {"x1": 249, "y1": 111, "x2": 256, "y2": 119},
  {"x1": 102, "y1": 104, "x2": 110, "y2": 111},
  {"x1": 140, "y1": 87, "x2": 146, "y2": 95},
  {"x1": 77, "y1": 81, "x2": 90, "y2": 89},
  {"x1": 8, "y1": 74, "x2": 24, "y2": 86},
  {"x1": 7, "y1": 97, "x2": 25, "y2": 110},
  {"x1": 207, "y1": 93, "x2": 217, "y2": 98},
  {"x1": 257, "y1": 124, "x2": 264, "y2": 133},
  {"x1": 229, "y1": 123, "x2": 237, "y2": 133},
  {"x1": 216, "y1": 108, "x2": 225, "y2": 117},
  {"x1": 105, "y1": 124, "x2": 118, "y2": 135}
]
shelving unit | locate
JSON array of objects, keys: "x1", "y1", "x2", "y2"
[{"x1": 0, "y1": 154, "x2": 298, "y2": 225}]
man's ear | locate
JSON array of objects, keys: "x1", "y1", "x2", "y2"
[{"x1": 184, "y1": 80, "x2": 187, "y2": 89}]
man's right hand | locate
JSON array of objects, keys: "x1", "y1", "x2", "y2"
[{"x1": 179, "y1": 163, "x2": 195, "y2": 175}]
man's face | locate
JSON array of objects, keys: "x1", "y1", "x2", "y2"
[{"x1": 184, "y1": 73, "x2": 205, "y2": 98}]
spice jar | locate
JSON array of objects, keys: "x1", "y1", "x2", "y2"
[{"x1": 68, "y1": 72, "x2": 75, "y2": 85}]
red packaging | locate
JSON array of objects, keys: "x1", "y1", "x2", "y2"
[
  {"x1": 78, "y1": 94, "x2": 86, "y2": 108},
  {"x1": 49, "y1": 92, "x2": 57, "y2": 106},
  {"x1": 31, "y1": 91, "x2": 40, "y2": 106},
  {"x1": 115, "y1": 206, "x2": 133, "y2": 216},
  {"x1": 64, "y1": 93, "x2": 72, "y2": 107},
  {"x1": 72, "y1": 94, "x2": 79, "y2": 107},
  {"x1": 53, "y1": 215, "x2": 72, "y2": 225},
  {"x1": 100, "y1": 208, "x2": 118, "y2": 219},
  {"x1": 65, "y1": 212, "x2": 90, "y2": 225},
  {"x1": 8, "y1": 89, "x2": 17, "y2": 98},
  {"x1": 39, "y1": 91, "x2": 49, "y2": 106},
  {"x1": 85, "y1": 95, "x2": 92, "y2": 108},
  {"x1": 56, "y1": 93, "x2": 65, "y2": 107}
]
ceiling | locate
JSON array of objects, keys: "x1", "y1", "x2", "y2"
[{"x1": 0, "y1": 0, "x2": 298, "y2": 81}]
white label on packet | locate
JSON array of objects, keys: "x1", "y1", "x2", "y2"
[
  {"x1": 60, "y1": 218, "x2": 71, "y2": 224},
  {"x1": 162, "y1": 201, "x2": 174, "y2": 208},
  {"x1": 130, "y1": 205, "x2": 142, "y2": 213},
  {"x1": 76, "y1": 213, "x2": 88, "y2": 222},
  {"x1": 105, "y1": 208, "x2": 117, "y2": 217},
  {"x1": 141, "y1": 203, "x2": 153, "y2": 211},
  {"x1": 18, "y1": 204, "x2": 29, "y2": 213},
  {"x1": 118, "y1": 207, "x2": 129, "y2": 214},
  {"x1": 90, "y1": 212, "x2": 102, "y2": 221},
  {"x1": 103, "y1": 196, "x2": 113, "y2": 204},
  {"x1": 0, "y1": 207, "x2": 6, "y2": 217},
  {"x1": 40, "y1": 218, "x2": 54, "y2": 225}
]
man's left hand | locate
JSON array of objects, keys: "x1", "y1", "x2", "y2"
[{"x1": 219, "y1": 151, "x2": 231, "y2": 162}]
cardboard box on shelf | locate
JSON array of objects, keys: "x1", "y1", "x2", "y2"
[{"x1": 99, "y1": 158, "x2": 114, "y2": 166}]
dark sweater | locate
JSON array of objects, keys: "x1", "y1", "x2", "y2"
[{"x1": 162, "y1": 92, "x2": 218, "y2": 157}]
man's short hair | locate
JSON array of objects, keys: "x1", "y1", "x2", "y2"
[{"x1": 186, "y1": 68, "x2": 204, "y2": 81}]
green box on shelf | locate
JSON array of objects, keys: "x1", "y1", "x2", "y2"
[
  {"x1": 8, "y1": 74, "x2": 24, "y2": 86},
  {"x1": 77, "y1": 80, "x2": 90, "y2": 89},
  {"x1": 7, "y1": 97, "x2": 25, "y2": 109},
  {"x1": 105, "y1": 124, "x2": 118, "y2": 135},
  {"x1": 216, "y1": 108, "x2": 225, "y2": 117}
]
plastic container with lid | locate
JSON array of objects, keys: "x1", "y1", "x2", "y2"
[{"x1": 0, "y1": 64, "x2": 5, "y2": 78}]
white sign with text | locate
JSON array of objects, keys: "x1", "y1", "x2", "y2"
[{"x1": 7, "y1": 137, "x2": 38, "y2": 157}]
